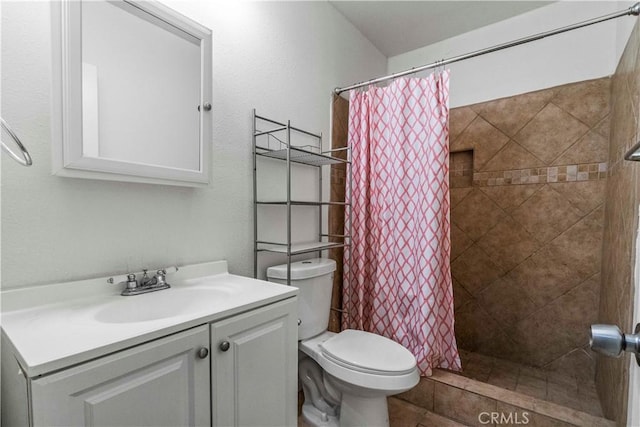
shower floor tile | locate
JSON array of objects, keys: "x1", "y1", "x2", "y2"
[{"x1": 456, "y1": 350, "x2": 603, "y2": 418}]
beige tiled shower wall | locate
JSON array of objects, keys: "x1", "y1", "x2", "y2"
[
  {"x1": 596, "y1": 20, "x2": 640, "y2": 425},
  {"x1": 450, "y1": 78, "x2": 610, "y2": 385},
  {"x1": 329, "y1": 94, "x2": 349, "y2": 333}
]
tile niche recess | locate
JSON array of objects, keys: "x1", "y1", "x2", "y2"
[{"x1": 450, "y1": 150, "x2": 474, "y2": 188}]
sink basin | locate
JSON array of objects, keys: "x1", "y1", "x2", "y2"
[{"x1": 95, "y1": 286, "x2": 239, "y2": 323}]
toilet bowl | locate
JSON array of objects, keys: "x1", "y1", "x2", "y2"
[{"x1": 267, "y1": 259, "x2": 419, "y2": 427}]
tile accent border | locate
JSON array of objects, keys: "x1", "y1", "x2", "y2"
[{"x1": 470, "y1": 162, "x2": 608, "y2": 187}]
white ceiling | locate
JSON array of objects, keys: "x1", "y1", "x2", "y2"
[{"x1": 329, "y1": 1, "x2": 554, "y2": 57}]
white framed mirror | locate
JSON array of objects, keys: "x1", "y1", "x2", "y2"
[{"x1": 51, "y1": 0, "x2": 212, "y2": 186}]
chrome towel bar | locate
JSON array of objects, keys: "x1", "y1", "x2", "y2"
[{"x1": 1, "y1": 117, "x2": 33, "y2": 167}]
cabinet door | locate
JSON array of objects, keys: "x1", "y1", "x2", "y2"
[
  {"x1": 31, "y1": 325, "x2": 210, "y2": 427},
  {"x1": 211, "y1": 298, "x2": 297, "y2": 427}
]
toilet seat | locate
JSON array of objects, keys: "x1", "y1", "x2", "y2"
[
  {"x1": 300, "y1": 330, "x2": 419, "y2": 393},
  {"x1": 319, "y1": 329, "x2": 416, "y2": 376}
]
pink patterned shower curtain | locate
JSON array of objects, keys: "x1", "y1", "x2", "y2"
[{"x1": 342, "y1": 73, "x2": 461, "y2": 376}]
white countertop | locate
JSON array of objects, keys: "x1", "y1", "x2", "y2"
[{"x1": 1, "y1": 261, "x2": 297, "y2": 377}]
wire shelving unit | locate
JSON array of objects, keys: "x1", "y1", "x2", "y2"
[{"x1": 253, "y1": 110, "x2": 351, "y2": 285}]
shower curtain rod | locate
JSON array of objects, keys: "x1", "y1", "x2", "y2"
[{"x1": 335, "y1": 2, "x2": 640, "y2": 95}]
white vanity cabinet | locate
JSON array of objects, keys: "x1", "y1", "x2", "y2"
[
  {"x1": 211, "y1": 299, "x2": 298, "y2": 427},
  {"x1": 4, "y1": 298, "x2": 298, "y2": 427},
  {"x1": 30, "y1": 325, "x2": 211, "y2": 427},
  {"x1": 1, "y1": 262, "x2": 299, "y2": 427}
]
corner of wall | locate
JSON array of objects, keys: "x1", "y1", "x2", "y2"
[{"x1": 597, "y1": 11, "x2": 640, "y2": 425}]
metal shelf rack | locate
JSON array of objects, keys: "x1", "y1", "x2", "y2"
[{"x1": 253, "y1": 110, "x2": 351, "y2": 285}]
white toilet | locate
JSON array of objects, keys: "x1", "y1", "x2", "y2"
[{"x1": 267, "y1": 258, "x2": 419, "y2": 427}]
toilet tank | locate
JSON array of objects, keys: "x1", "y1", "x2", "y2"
[{"x1": 267, "y1": 258, "x2": 336, "y2": 340}]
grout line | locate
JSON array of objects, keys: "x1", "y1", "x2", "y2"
[
  {"x1": 513, "y1": 271, "x2": 601, "y2": 328},
  {"x1": 470, "y1": 91, "x2": 545, "y2": 140},
  {"x1": 470, "y1": 117, "x2": 510, "y2": 172},
  {"x1": 450, "y1": 109, "x2": 479, "y2": 144},
  {"x1": 512, "y1": 138, "x2": 548, "y2": 167},
  {"x1": 547, "y1": 100, "x2": 595, "y2": 159},
  {"x1": 509, "y1": 89, "x2": 558, "y2": 138},
  {"x1": 547, "y1": 128, "x2": 594, "y2": 166},
  {"x1": 451, "y1": 114, "x2": 482, "y2": 150}
]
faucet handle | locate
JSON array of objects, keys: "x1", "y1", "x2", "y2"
[
  {"x1": 155, "y1": 269, "x2": 167, "y2": 286},
  {"x1": 114, "y1": 273, "x2": 138, "y2": 292},
  {"x1": 126, "y1": 274, "x2": 138, "y2": 289}
]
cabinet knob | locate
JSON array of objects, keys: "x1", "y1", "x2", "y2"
[
  {"x1": 197, "y1": 347, "x2": 209, "y2": 359},
  {"x1": 219, "y1": 341, "x2": 230, "y2": 352}
]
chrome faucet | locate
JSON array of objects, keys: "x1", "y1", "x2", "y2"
[{"x1": 116, "y1": 268, "x2": 171, "y2": 296}]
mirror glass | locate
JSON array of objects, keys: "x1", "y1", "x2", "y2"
[
  {"x1": 81, "y1": 1, "x2": 201, "y2": 170},
  {"x1": 52, "y1": 0, "x2": 212, "y2": 186}
]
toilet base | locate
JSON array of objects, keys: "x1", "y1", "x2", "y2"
[
  {"x1": 298, "y1": 332, "x2": 418, "y2": 427},
  {"x1": 302, "y1": 402, "x2": 339, "y2": 427},
  {"x1": 339, "y1": 393, "x2": 389, "y2": 427}
]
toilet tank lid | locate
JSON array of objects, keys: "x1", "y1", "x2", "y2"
[{"x1": 266, "y1": 258, "x2": 336, "y2": 280}]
